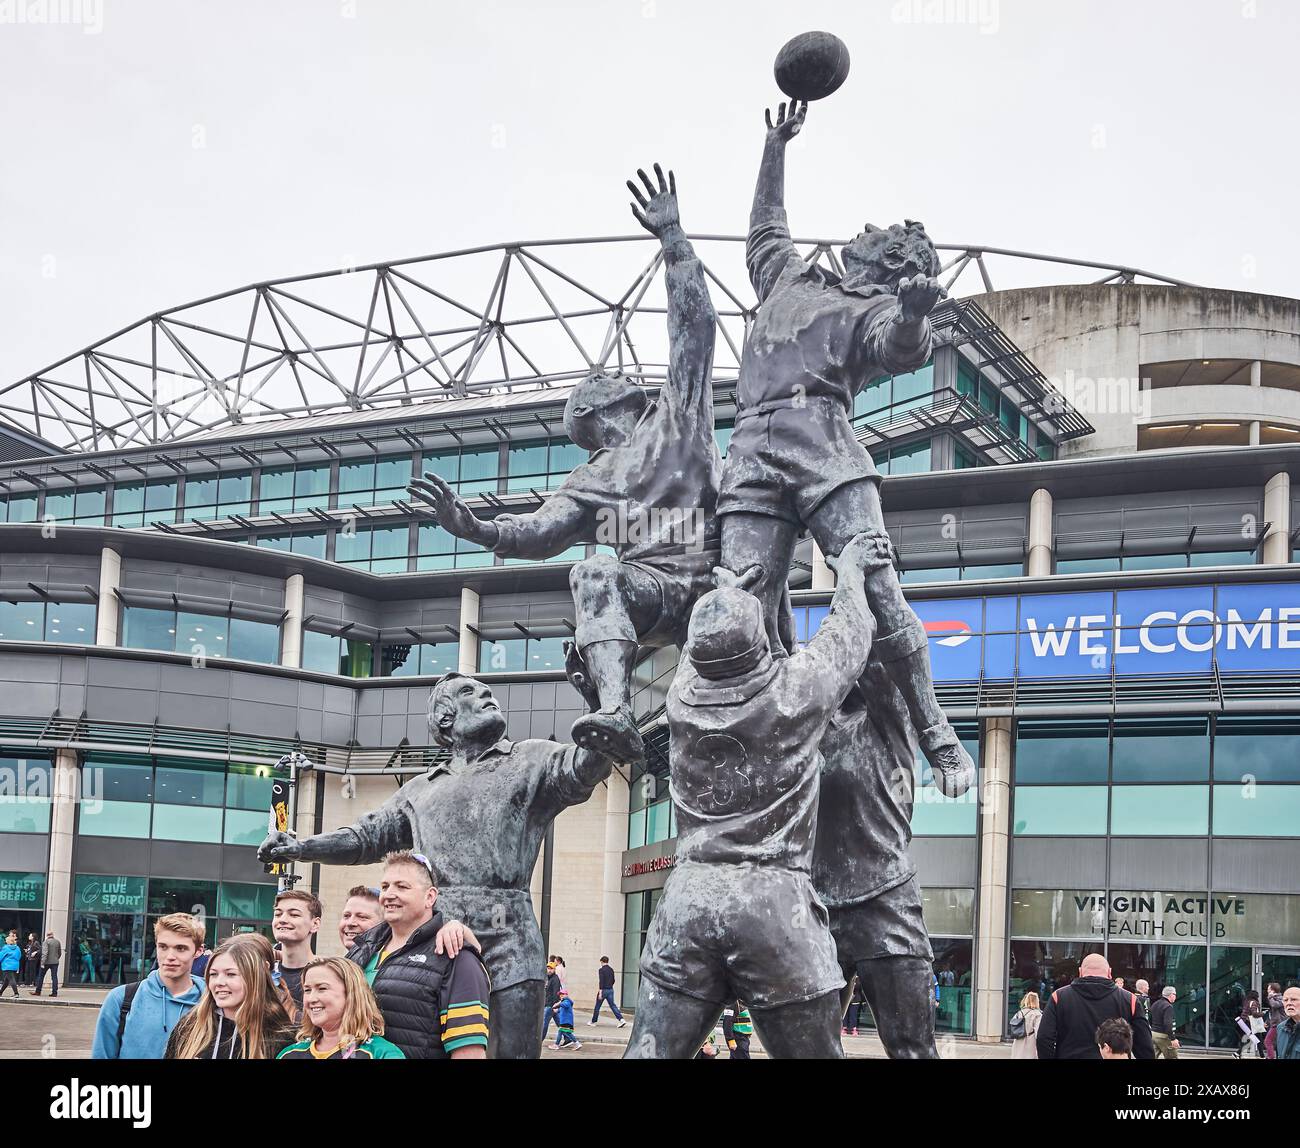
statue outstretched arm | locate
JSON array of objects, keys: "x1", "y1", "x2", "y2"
[
  {"x1": 257, "y1": 805, "x2": 413, "y2": 867},
  {"x1": 408, "y1": 471, "x2": 592, "y2": 559},
  {"x1": 628, "y1": 165, "x2": 717, "y2": 422},
  {"x1": 747, "y1": 102, "x2": 808, "y2": 304}
]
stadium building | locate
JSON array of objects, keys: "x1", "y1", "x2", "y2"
[{"x1": 0, "y1": 236, "x2": 1296, "y2": 1048}]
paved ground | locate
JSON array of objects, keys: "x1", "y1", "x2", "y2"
[{"x1": 0, "y1": 991, "x2": 1240, "y2": 1060}]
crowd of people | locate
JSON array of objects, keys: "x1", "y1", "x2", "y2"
[
  {"x1": 1007, "y1": 955, "x2": 1300, "y2": 1060},
  {"x1": 89, "y1": 851, "x2": 490, "y2": 1060}
]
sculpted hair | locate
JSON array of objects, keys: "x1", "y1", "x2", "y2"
[
  {"x1": 296, "y1": 957, "x2": 386, "y2": 1047},
  {"x1": 428, "y1": 672, "x2": 468, "y2": 746}
]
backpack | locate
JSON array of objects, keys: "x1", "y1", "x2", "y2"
[
  {"x1": 117, "y1": 980, "x2": 144, "y2": 1049},
  {"x1": 1008, "y1": 1010, "x2": 1026, "y2": 1040}
]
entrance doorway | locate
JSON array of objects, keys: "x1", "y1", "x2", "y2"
[{"x1": 1259, "y1": 949, "x2": 1300, "y2": 1007}]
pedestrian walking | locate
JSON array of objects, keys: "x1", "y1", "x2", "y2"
[
  {"x1": 842, "y1": 977, "x2": 866, "y2": 1036},
  {"x1": 32, "y1": 931, "x2": 61, "y2": 997},
  {"x1": 1037, "y1": 953, "x2": 1154, "y2": 1059},
  {"x1": 549, "y1": 989, "x2": 582, "y2": 1050},
  {"x1": 1150, "y1": 986, "x2": 1180, "y2": 1059},
  {"x1": 0, "y1": 931, "x2": 22, "y2": 998},
  {"x1": 1133, "y1": 979, "x2": 1151, "y2": 1024},
  {"x1": 1236, "y1": 990, "x2": 1267, "y2": 1058},
  {"x1": 1009, "y1": 991, "x2": 1041, "y2": 1059},
  {"x1": 21, "y1": 933, "x2": 39, "y2": 986},
  {"x1": 542, "y1": 959, "x2": 561, "y2": 1041},
  {"x1": 78, "y1": 939, "x2": 96, "y2": 983},
  {"x1": 588, "y1": 956, "x2": 625, "y2": 1027},
  {"x1": 722, "y1": 1000, "x2": 753, "y2": 1059}
]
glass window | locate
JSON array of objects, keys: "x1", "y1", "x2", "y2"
[
  {"x1": 111, "y1": 482, "x2": 145, "y2": 526},
  {"x1": 900, "y1": 567, "x2": 959, "y2": 585},
  {"x1": 646, "y1": 800, "x2": 673, "y2": 845},
  {"x1": 892, "y1": 363, "x2": 935, "y2": 415},
  {"x1": 293, "y1": 465, "x2": 330, "y2": 509},
  {"x1": 1008, "y1": 940, "x2": 1106, "y2": 1022},
  {"x1": 217, "y1": 472, "x2": 252, "y2": 517},
  {"x1": 0, "y1": 492, "x2": 38, "y2": 522},
  {"x1": 228, "y1": 618, "x2": 279, "y2": 664},
  {"x1": 1189, "y1": 550, "x2": 1254, "y2": 568},
  {"x1": 1112, "y1": 717, "x2": 1210, "y2": 782},
  {"x1": 930, "y1": 939, "x2": 973, "y2": 1035},
  {"x1": 458, "y1": 447, "x2": 499, "y2": 495},
  {"x1": 1015, "y1": 719, "x2": 1109, "y2": 783},
  {"x1": 1214, "y1": 717, "x2": 1300, "y2": 783},
  {"x1": 369, "y1": 526, "x2": 410, "y2": 574},
  {"x1": 889, "y1": 440, "x2": 931, "y2": 475},
  {"x1": 1207, "y1": 946, "x2": 1253, "y2": 1049},
  {"x1": 0, "y1": 757, "x2": 51, "y2": 833},
  {"x1": 912, "y1": 754, "x2": 979, "y2": 834},
  {"x1": 526, "y1": 635, "x2": 566, "y2": 671},
  {"x1": 148, "y1": 877, "x2": 218, "y2": 918},
  {"x1": 43, "y1": 602, "x2": 94, "y2": 643},
  {"x1": 226, "y1": 763, "x2": 274, "y2": 811},
  {"x1": 90, "y1": 758, "x2": 154, "y2": 802},
  {"x1": 1055, "y1": 556, "x2": 1122, "y2": 574},
  {"x1": 0, "y1": 600, "x2": 43, "y2": 640},
  {"x1": 152, "y1": 803, "x2": 223, "y2": 843},
  {"x1": 626, "y1": 807, "x2": 647, "y2": 849},
  {"x1": 1110, "y1": 785, "x2": 1208, "y2": 835},
  {"x1": 44, "y1": 489, "x2": 75, "y2": 522},
  {"x1": 258, "y1": 466, "x2": 294, "y2": 512},
  {"x1": 122, "y1": 607, "x2": 176, "y2": 653},
  {"x1": 156, "y1": 761, "x2": 224, "y2": 806},
  {"x1": 1213, "y1": 784, "x2": 1300, "y2": 836},
  {"x1": 921, "y1": 887, "x2": 975, "y2": 936},
  {"x1": 379, "y1": 642, "x2": 459, "y2": 678},
  {"x1": 224, "y1": 808, "x2": 270, "y2": 846},
  {"x1": 218, "y1": 882, "x2": 278, "y2": 920},
  {"x1": 302, "y1": 630, "x2": 342, "y2": 674},
  {"x1": 1010, "y1": 889, "x2": 1108, "y2": 939},
  {"x1": 960, "y1": 562, "x2": 1023, "y2": 580},
  {"x1": 480, "y1": 638, "x2": 526, "y2": 673},
  {"x1": 1013, "y1": 786, "x2": 1108, "y2": 835},
  {"x1": 175, "y1": 611, "x2": 223, "y2": 659},
  {"x1": 338, "y1": 458, "x2": 376, "y2": 496},
  {"x1": 506, "y1": 442, "x2": 549, "y2": 492},
  {"x1": 1122, "y1": 553, "x2": 1185, "y2": 571},
  {"x1": 79, "y1": 800, "x2": 152, "y2": 838}
]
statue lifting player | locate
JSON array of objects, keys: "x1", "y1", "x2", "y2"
[{"x1": 407, "y1": 165, "x2": 721, "y2": 767}]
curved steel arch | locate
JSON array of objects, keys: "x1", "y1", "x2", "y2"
[{"x1": 0, "y1": 234, "x2": 1194, "y2": 452}]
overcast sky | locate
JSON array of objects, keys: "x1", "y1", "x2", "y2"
[{"x1": 1, "y1": 0, "x2": 1296, "y2": 387}]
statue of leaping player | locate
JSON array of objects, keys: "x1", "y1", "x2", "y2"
[
  {"x1": 408, "y1": 166, "x2": 721, "y2": 765},
  {"x1": 716, "y1": 101, "x2": 974, "y2": 797}
]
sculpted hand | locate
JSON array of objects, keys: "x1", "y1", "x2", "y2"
[
  {"x1": 825, "y1": 532, "x2": 895, "y2": 579},
  {"x1": 257, "y1": 830, "x2": 302, "y2": 864},
  {"x1": 628, "y1": 163, "x2": 680, "y2": 237},
  {"x1": 896, "y1": 274, "x2": 944, "y2": 323},
  {"x1": 764, "y1": 100, "x2": 807, "y2": 145},
  {"x1": 407, "y1": 471, "x2": 496, "y2": 546}
]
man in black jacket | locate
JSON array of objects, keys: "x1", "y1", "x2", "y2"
[
  {"x1": 347, "y1": 851, "x2": 491, "y2": 1059},
  {"x1": 1149, "y1": 985, "x2": 1180, "y2": 1059},
  {"x1": 589, "y1": 956, "x2": 625, "y2": 1027},
  {"x1": 1037, "y1": 953, "x2": 1155, "y2": 1060}
]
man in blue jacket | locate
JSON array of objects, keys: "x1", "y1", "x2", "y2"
[
  {"x1": 0, "y1": 931, "x2": 22, "y2": 998},
  {"x1": 92, "y1": 914, "x2": 206, "y2": 1059}
]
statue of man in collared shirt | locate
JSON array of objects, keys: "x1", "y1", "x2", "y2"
[{"x1": 257, "y1": 661, "x2": 616, "y2": 1059}]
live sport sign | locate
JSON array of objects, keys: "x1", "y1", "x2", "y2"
[{"x1": 809, "y1": 581, "x2": 1300, "y2": 681}]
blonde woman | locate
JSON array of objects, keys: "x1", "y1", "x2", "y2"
[
  {"x1": 165, "y1": 937, "x2": 297, "y2": 1059},
  {"x1": 1010, "y1": 991, "x2": 1042, "y2": 1059},
  {"x1": 277, "y1": 957, "x2": 405, "y2": 1059}
]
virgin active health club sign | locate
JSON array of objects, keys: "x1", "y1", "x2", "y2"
[{"x1": 808, "y1": 582, "x2": 1300, "y2": 680}]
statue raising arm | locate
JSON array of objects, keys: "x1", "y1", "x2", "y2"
[
  {"x1": 628, "y1": 164, "x2": 716, "y2": 427},
  {"x1": 747, "y1": 101, "x2": 808, "y2": 304}
]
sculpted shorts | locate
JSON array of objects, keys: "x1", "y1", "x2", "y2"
[
  {"x1": 716, "y1": 397, "x2": 881, "y2": 525},
  {"x1": 574, "y1": 548, "x2": 720, "y2": 650},
  {"x1": 639, "y1": 860, "x2": 845, "y2": 1010},
  {"x1": 828, "y1": 876, "x2": 934, "y2": 968}
]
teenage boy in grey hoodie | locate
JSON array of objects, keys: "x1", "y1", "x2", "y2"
[{"x1": 92, "y1": 914, "x2": 206, "y2": 1059}]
